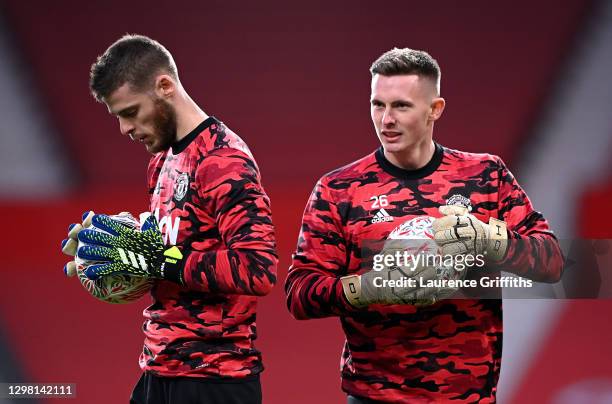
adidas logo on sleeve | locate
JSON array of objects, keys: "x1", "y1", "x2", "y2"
[{"x1": 371, "y1": 208, "x2": 394, "y2": 224}]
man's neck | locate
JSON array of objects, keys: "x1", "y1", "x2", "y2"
[
  {"x1": 384, "y1": 139, "x2": 435, "y2": 170},
  {"x1": 175, "y1": 93, "x2": 209, "y2": 141}
]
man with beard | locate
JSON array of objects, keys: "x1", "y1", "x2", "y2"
[{"x1": 74, "y1": 34, "x2": 277, "y2": 404}]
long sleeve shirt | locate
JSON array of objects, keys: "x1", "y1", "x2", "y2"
[
  {"x1": 285, "y1": 143, "x2": 562, "y2": 402},
  {"x1": 143, "y1": 117, "x2": 277, "y2": 378}
]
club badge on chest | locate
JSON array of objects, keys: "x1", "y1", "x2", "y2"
[{"x1": 173, "y1": 172, "x2": 190, "y2": 202}]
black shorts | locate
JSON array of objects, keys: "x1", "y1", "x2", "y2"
[{"x1": 130, "y1": 372, "x2": 262, "y2": 404}]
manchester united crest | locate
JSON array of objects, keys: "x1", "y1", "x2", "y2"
[
  {"x1": 173, "y1": 172, "x2": 190, "y2": 201},
  {"x1": 445, "y1": 194, "x2": 472, "y2": 212}
]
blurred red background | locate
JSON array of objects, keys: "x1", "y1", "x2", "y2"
[{"x1": 1, "y1": 1, "x2": 610, "y2": 403}]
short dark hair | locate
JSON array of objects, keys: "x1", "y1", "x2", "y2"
[
  {"x1": 89, "y1": 34, "x2": 178, "y2": 102},
  {"x1": 370, "y1": 48, "x2": 441, "y2": 94}
]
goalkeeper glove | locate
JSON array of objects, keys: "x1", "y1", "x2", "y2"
[
  {"x1": 340, "y1": 239, "x2": 460, "y2": 308},
  {"x1": 76, "y1": 213, "x2": 184, "y2": 283},
  {"x1": 432, "y1": 205, "x2": 508, "y2": 261},
  {"x1": 61, "y1": 211, "x2": 95, "y2": 277}
]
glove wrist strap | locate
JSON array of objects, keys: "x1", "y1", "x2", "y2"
[
  {"x1": 158, "y1": 246, "x2": 185, "y2": 285},
  {"x1": 341, "y1": 275, "x2": 367, "y2": 308},
  {"x1": 487, "y1": 218, "x2": 508, "y2": 262}
]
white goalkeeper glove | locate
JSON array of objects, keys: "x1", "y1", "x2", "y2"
[
  {"x1": 340, "y1": 238, "x2": 463, "y2": 308},
  {"x1": 432, "y1": 205, "x2": 508, "y2": 261}
]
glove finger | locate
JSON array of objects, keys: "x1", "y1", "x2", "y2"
[
  {"x1": 433, "y1": 224, "x2": 475, "y2": 243},
  {"x1": 433, "y1": 214, "x2": 475, "y2": 232},
  {"x1": 77, "y1": 244, "x2": 115, "y2": 262},
  {"x1": 141, "y1": 214, "x2": 159, "y2": 232},
  {"x1": 438, "y1": 226, "x2": 476, "y2": 242},
  {"x1": 382, "y1": 239, "x2": 437, "y2": 255},
  {"x1": 438, "y1": 205, "x2": 469, "y2": 216},
  {"x1": 397, "y1": 266, "x2": 437, "y2": 294},
  {"x1": 432, "y1": 215, "x2": 464, "y2": 233},
  {"x1": 84, "y1": 262, "x2": 145, "y2": 280},
  {"x1": 440, "y1": 242, "x2": 471, "y2": 256},
  {"x1": 78, "y1": 228, "x2": 118, "y2": 247},
  {"x1": 82, "y1": 211, "x2": 95, "y2": 228},
  {"x1": 402, "y1": 285, "x2": 436, "y2": 305},
  {"x1": 63, "y1": 261, "x2": 77, "y2": 277},
  {"x1": 414, "y1": 265, "x2": 438, "y2": 282},
  {"x1": 408, "y1": 263, "x2": 436, "y2": 279},
  {"x1": 83, "y1": 262, "x2": 116, "y2": 280},
  {"x1": 67, "y1": 223, "x2": 83, "y2": 240},
  {"x1": 91, "y1": 214, "x2": 127, "y2": 236},
  {"x1": 61, "y1": 238, "x2": 78, "y2": 256},
  {"x1": 433, "y1": 229, "x2": 463, "y2": 244},
  {"x1": 454, "y1": 224, "x2": 478, "y2": 239},
  {"x1": 458, "y1": 215, "x2": 480, "y2": 231}
]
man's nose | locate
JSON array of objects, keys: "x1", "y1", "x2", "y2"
[
  {"x1": 119, "y1": 118, "x2": 135, "y2": 138},
  {"x1": 382, "y1": 108, "x2": 395, "y2": 126}
]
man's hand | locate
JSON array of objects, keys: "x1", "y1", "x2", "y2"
[
  {"x1": 60, "y1": 211, "x2": 95, "y2": 276},
  {"x1": 77, "y1": 214, "x2": 184, "y2": 282},
  {"x1": 432, "y1": 205, "x2": 508, "y2": 261},
  {"x1": 340, "y1": 239, "x2": 459, "y2": 308}
]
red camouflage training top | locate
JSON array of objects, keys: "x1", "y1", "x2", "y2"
[
  {"x1": 286, "y1": 143, "x2": 563, "y2": 403},
  {"x1": 143, "y1": 117, "x2": 277, "y2": 378}
]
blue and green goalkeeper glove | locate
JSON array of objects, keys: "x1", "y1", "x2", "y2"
[{"x1": 77, "y1": 214, "x2": 184, "y2": 283}]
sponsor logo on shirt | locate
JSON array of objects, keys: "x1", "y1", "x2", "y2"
[{"x1": 371, "y1": 208, "x2": 394, "y2": 224}]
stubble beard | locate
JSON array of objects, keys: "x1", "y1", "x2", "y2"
[{"x1": 149, "y1": 98, "x2": 177, "y2": 153}]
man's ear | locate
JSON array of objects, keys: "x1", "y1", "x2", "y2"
[
  {"x1": 154, "y1": 74, "x2": 176, "y2": 98},
  {"x1": 429, "y1": 97, "x2": 446, "y2": 122}
]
